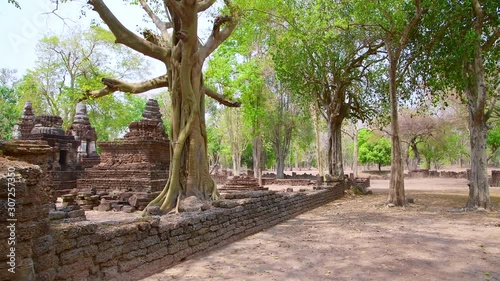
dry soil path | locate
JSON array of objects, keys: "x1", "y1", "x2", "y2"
[{"x1": 142, "y1": 178, "x2": 500, "y2": 281}]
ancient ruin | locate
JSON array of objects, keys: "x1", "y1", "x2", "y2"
[
  {"x1": 1, "y1": 101, "x2": 347, "y2": 279},
  {"x1": 66, "y1": 102, "x2": 101, "y2": 168},
  {"x1": 219, "y1": 176, "x2": 269, "y2": 193},
  {"x1": 77, "y1": 99, "x2": 170, "y2": 193},
  {"x1": 76, "y1": 99, "x2": 170, "y2": 211},
  {"x1": 8, "y1": 102, "x2": 82, "y2": 197}
]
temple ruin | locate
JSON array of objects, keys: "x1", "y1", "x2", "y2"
[
  {"x1": 9, "y1": 102, "x2": 83, "y2": 197},
  {"x1": 75, "y1": 99, "x2": 170, "y2": 211},
  {"x1": 66, "y1": 102, "x2": 101, "y2": 168}
]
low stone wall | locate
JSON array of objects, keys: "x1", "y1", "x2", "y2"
[
  {"x1": 262, "y1": 172, "x2": 317, "y2": 180},
  {"x1": 405, "y1": 169, "x2": 469, "y2": 179},
  {"x1": 211, "y1": 174, "x2": 228, "y2": 185},
  {"x1": 261, "y1": 178, "x2": 314, "y2": 186},
  {"x1": 32, "y1": 185, "x2": 344, "y2": 281}
]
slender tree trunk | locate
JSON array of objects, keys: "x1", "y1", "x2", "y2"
[
  {"x1": 253, "y1": 130, "x2": 262, "y2": 185},
  {"x1": 466, "y1": 48, "x2": 490, "y2": 209},
  {"x1": 353, "y1": 128, "x2": 358, "y2": 178},
  {"x1": 312, "y1": 105, "x2": 324, "y2": 177},
  {"x1": 387, "y1": 52, "x2": 406, "y2": 206},
  {"x1": 327, "y1": 118, "x2": 344, "y2": 178},
  {"x1": 276, "y1": 151, "x2": 286, "y2": 179},
  {"x1": 295, "y1": 149, "x2": 299, "y2": 170},
  {"x1": 410, "y1": 138, "x2": 421, "y2": 170},
  {"x1": 232, "y1": 153, "x2": 240, "y2": 176}
]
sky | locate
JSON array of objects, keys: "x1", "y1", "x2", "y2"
[{"x1": 0, "y1": 0, "x2": 216, "y2": 80}]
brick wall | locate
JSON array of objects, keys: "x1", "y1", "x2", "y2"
[
  {"x1": 32, "y1": 185, "x2": 344, "y2": 281},
  {"x1": 0, "y1": 157, "x2": 51, "y2": 281}
]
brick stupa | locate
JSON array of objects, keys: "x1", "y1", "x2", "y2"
[
  {"x1": 77, "y1": 99, "x2": 170, "y2": 193},
  {"x1": 66, "y1": 103, "x2": 100, "y2": 168}
]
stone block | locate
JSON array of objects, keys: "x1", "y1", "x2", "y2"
[
  {"x1": 55, "y1": 257, "x2": 93, "y2": 280},
  {"x1": 97, "y1": 201, "x2": 112, "y2": 211},
  {"x1": 95, "y1": 245, "x2": 123, "y2": 263},
  {"x1": 119, "y1": 257, "x2": 146, "y2": 273},
  {"x1": 32, "y1": 235, "x2": 54, "y2": 256},
  {"x1": 122, "y1": 205, "x2": 136, "y2": 213},
  {"x1": 33, "y1": 252, "x2": 59, "y2": 272},
  {"x1": 49, "y1": 211, "x2": 66, "y2": 220},
  {"x1": 67, "y1": 209, "x2": 86, "y2": 218}
]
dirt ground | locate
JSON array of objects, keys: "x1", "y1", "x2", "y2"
[{"x1": 141, "y1": 178, "x2": 500, "y2": 281}]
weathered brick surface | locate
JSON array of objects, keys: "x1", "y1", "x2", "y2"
[
  {"x1": 28, "y1": 183, "x2": 344, "y2": 281},
  {"x1": 0, "y1": 157, "x2": 51, "y2": 281}
]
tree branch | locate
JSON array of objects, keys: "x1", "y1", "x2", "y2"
[
  {"x1": 482, "y1": 27, "x2": 500, "y2": 51},
  {"x1": 197, "y1": 0, "x2": 216, "y2": 12},
  {"x1": 199, "y1": 2, "x2": 239, "y2": 60},
  {"x1": 81, "y1": 74, "x2": 169, "y2": 101},
  {"x1": 138, "y1": 0, "x2": 172, "y2": 41},
  {"x1": 399, "y1": 0, "x2": 423, "y2": 47},
  {"x1": 471, "y1": 0, "x2": 485, "y2": 28},
  {"x1": 204, "y1": 87, "x2": 241, "y2": 107},
  {"x1": 88, "y1": 0, "x2": 169, "y2": 62},
  {"x1": 164, "y1": 0, "x2": 185, "y2": 21}
]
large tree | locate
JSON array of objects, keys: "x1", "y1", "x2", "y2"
[
  {"x1": 273, "y1": 0, "x2": 383, "y2": 179},
  {"x1": 418, "y1": 0, "x2": 500, "y2": 209},
  {"x1": 80, "y1": 0, "x2": 241, "y2": 213},
  {"x1": 264, "y1": 77, "x2": 297, "y2": 179},
  {"x1": 354, "y1": 0, "x2": 426, "y2": 206},
  {"x1": 399, "y1": 110, "x2": 437, "y2": 170}
]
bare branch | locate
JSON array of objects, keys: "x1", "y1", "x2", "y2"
[
  {"x1": 138, "y1": 0, "x2": 172, "y2": 41},
  {"x1": 204, "y1": 87, "x2": 241, "y2": 107},
  {"x1": 81, "y1": 75, "x2": 169, "y2": 101},
  {"x1": 88, "y1": 0, "x2": 169, "y2": 62},
  {"x1": 197, "y1": 0, "x2": 216, "y2": 12}
]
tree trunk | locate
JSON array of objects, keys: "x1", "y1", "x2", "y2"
[
  {"x1": 312, "y1": 105, "x2": 324, "y2": 177},
  {"x1": 387, "y1": 52, "x2": 406, "y2": 206},
  {"x1": 276, "y1": 151, "x2": 286, "y2": 179},
  {"x1": 87, "y1": 0, "x2": 240, "y2": 215},
  {"x1": 327, "y1": 118, "x2": 344, "y2": 178},
  {"x1": 295, "y1": 149, "x2": 299, "y2": 170},
  {"x1": 232, "y1": 152, "x2": 240, "y2": 176},
  {"x1": 353, "y1": 128, "x2": 358, "y2": 178},
  {"x1": 145, "y1": 8, "x2": 216, "y2": 213},
  {"x1": 253, "y1": 131, "x2": 262, "y2": 185},
  {"x1": 410, "y1": 137, "x2": 421, "y2": 170},
  {"x1": 466, "y1": 47, "x2": 490, "y2": 209},
  {"x1": 468, "y1": 110, "x2": 490, "y2": 209}
]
